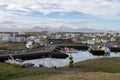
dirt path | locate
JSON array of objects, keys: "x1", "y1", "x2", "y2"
[
  {"x1": 10, "y1": 66, "x2": 93, "y2": 80},
  {"x1": 10, "y1": 67, "x2": 62, "y2": 80}
]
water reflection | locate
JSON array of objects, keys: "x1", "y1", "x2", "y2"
[{"x1": 25, "y1": 51, "x2": 120, "y2": 67}]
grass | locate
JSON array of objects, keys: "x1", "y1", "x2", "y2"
[
  {"x1": 27, "y1": 57, "x2": 120, "y2": 80},
  {"x1": 1, "y1": 57, "x2": 120, "y2": 80},
  {"x1": 28, "y1": 72, "x2": 120, "y2": 80},
  {"x1": 74, "y1": 57, "x2": 120, "y2": 73},
  {"x1": 0, "y1": 42, "x2": 27, "y2": 50},
  {"x1": 59, "y1": 57, "x2": 120, "y2": 73},
  {"x1": 0, "y1": 42, "x2": 40, "y2": 50},
  {"x1": 0, "y1": 62, "x2": 60, "y2": 80}
]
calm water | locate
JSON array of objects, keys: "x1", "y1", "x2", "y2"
[{"x1": 25, "y1": 51, "x2": 120, "y2": 67}]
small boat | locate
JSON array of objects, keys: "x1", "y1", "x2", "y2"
[
  {"x1": 66, "y1": 50, "x2": 78, "y2": 54},
  {"x1": 64, "y1": 47, "x2": 78, "y2": 54},
  {"x1": 5, "y1": 58, "x2": 24, "y2": 65},
  {"x1": 5, "y1": 55, "x2": 24, "y2": 65},
  {"x1": 88, "y1": 46, "x2": 110, "y2": 56},
  {"x1": 109, "y1": 45, "x2": 120, "y2": 52}
]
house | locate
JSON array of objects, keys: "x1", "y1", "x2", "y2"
[
  {"x1": 15, "y1": 37, "x2": 26, "y2": 42},
  {"x1": 2, "y1": 37, "x2": 11, "y2": 42},
  {"x1": 110, "y1": 37, "x2": 116, "y2": 42},
  {"x1": 26, "y1": 36, "x2": 41, "y2": 43},
  {"x1": 87, "y1": 40, "x2": 95, "y2": 44},
  {"x1": 55, "y1": 34, "x2": 62, "y2": 39},
  {"x1": 26, "y1": 36, "x2": 37, "y2": 42},
  {"x1": 0, "y1": 33, "x2": 10, "y2": 41},
  {"x1": 2, "y1": 36, "x2": 25, "y2": 42},
  {"x1": 26, "y1": 41, "x2": 33, "y2": 49}
]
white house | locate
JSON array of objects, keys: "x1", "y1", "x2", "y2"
[
  {"x1": 26, "y1": 41, "x2": 33, "y2": 49},
  {"x1": 0, "y1": 33, "x2": 10, "y2": 41},
  {"x1": 34, "y1": 39, "x2": 41, "y2": 43},
  {"x1": 42, "y1": 35, "x2": 47, "y2": 39},
  {"x1": 87, "y1": 40, "x2": 95, "y2": 44},
  {"x1": 55, "y1": 34, "x2": 61, "y2": 39},
  {"x1": 26, "y1": 36, "x2": 41, "y2": 43},
  {"x1": 2, "y1": 36, "x2": 25, "y2": 42},
  {"x1": 26, "y1": 36, "x2": 37, "y2": 42},
  {"x1": 110, "y1": 37, "x2": 116, "y2": 42},
  {"x1": 15, "y1": 37, "x2": 25, "y2": 42},
  {"x1": 2, "y1": 37, "x2": 11, "y2": 42}
]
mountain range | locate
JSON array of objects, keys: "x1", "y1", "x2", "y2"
[{"x1": 0, "y1": 21, "x2": 113, "y2": 33}]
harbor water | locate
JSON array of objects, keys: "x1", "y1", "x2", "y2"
[{"x1": 25, "y1": 51, "x2": 120, "y2": 67}]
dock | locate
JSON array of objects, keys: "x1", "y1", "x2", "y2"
[
  {"x1": 0, "y1": 44, "x2": 66, "y2": 62},
  {"x1": 0, "y1": 44, "x2": 89, "y2": 62}
]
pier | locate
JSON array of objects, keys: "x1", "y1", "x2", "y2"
[
  {"x1": 1, "y1": 43, "x2": 120, "y2": 61},
  {"x1": 0, "y1": 44, "x2": 65, "y2": 62},
  {"x1": 0, "y1": 44, "x2": 89, "y2": 62}
]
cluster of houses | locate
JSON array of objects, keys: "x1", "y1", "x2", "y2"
[
  {"x1": 0, "y1": 31, "x2": 120, "y2": 45},
  {"x1": 0, "y1": 32, "x2": 25, "y2": 42},
  {"x1": 0, "y1": 32, "x2": 43, "y2": 43},
  {"x1": 0, "y1": 32, "x2": 79, "y2": 44},
  {"x1": 81, "y1": 31, "x2": 120, "y2": 44}
]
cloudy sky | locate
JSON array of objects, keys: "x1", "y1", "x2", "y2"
[{"x1": 0, "y1": 0, "x2": 120, "y2": 31}]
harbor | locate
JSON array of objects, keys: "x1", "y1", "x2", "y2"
[
  {"x1": 0, "y1": 43, "x2": 120, "y2": 62},
  {"x1": 25, "y1": 50, "x2": 120, "y2": 67},
  {"x1": 0, "y1": 44, "x2": 89, "y2": 61}
]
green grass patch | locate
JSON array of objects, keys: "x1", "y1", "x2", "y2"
[
  {"x1": 74, "y1": 57, "x2": 120, "y2": 73},
  {"x1": 28, "y1": 72, "x2": 120, "y2": 80},
  {"x1": 0, "y1": 42, "x2": 40, "y2": 50},
  {"x1": 0, "y1": 62, "x2": 59, "y2": 80},
  {"x1": 28, "y1": 57, "x2": 120, "y2": 80},
  {"x1": 1, "y1": 57, "x2": 120, "y2": 80},
  {"x1": 0, "y1": 42, "x2": 27, "y2": 50}
]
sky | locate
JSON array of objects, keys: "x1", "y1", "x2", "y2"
[{"x1": 0, "y1": 0, "x2": 120, "y2": 31}]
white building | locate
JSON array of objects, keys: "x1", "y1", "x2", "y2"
[
  {"x1": 2, "y1": 37, "x2": 11, "y2": 42},
  {"x1": 110, "y1": 37, "x2": 116, "y2": 42},
  {"x1": 2, "y1": 36, "x2": 25, "y2": 42},
  {"x1": 55, "y1": 34, "x2": 61, "y2": 39},
  {"x1": 26, "y1": 36, "x2": 37, "y2": 42},
  {"x1": 34, "y1": 39, "x2": 41, "y2": 43},
  {"x1": 15, "y1": 37, "x2": 25, "y2": 42},
  {"x1": 87, "y1": 40, "x2": 95, "y2": 44},
  {"x1": 0, "y1": 33, "x2": 10, "y2": 41},
  {"x1": 26, "y1": 41, "x2": 33, "y2": 49}
]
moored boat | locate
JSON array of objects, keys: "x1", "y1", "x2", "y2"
[
  {"x1": 64, "y1": 47, "x2": 78, "y2": 54},
  {"x1": 109, "y1": 45, "x2": 120, "y2": 52},
  {"x1": 88, "y1": 46, "x2": 110, "y2": 56}
]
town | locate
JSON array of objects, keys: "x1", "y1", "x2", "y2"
[
  {"x1": 0, "y1": 31, "x2": 120, "y2": 61},
  {"x1": 0, "y1": 31, "x2": 120, "y2": 50}
]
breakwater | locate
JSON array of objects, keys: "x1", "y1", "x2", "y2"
[
  {"x1": 56, "y1": 44, "x2": 89, "y2": 50},
  {"x1": 0, "y1": 51, "x2": 68, "y2": 62},
  {"x1": 0, "y1": 44, "x2": 89, "y2": 62},
  {"x1": 1, "y1": 43, "x2": 120, "y2": 62}
]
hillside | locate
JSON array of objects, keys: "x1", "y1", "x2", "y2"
[{"x1": 0, "y1": 57, "x2": 120, "y2": 80}]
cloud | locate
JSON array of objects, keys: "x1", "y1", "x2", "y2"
[
  {"x1": 0, "y1": 0, "x2": 119, "y2": 30},
  {"x1": 50, "y1": 19, "x2": 94, "y2": 25},
  {"x1": 0, "y1": 18, "x2": 94, "y2": 30},
  {"x1": 0, "y1": 11, "x2": 17, "y2": 21},
  {"x1": 0, "y1": 0, "x2": 120, "y2": 17}
]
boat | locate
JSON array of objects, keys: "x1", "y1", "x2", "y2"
[
  {"x1": 109, "y1": 45, "x2": 120, "y2": 52},
  {"x1": 64, "y1": 47, "x2": 78, "y2": 54},
  {"x1": 5, "y1": 55, "x2": 24, "y2": 65},
  {"x1": 66, "y1": 50, "x2": 78, "y2": 54},
  {"x1": 88, "y1": 46, "x2": 110, "y2": 56}
]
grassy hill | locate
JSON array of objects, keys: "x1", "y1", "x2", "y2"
[
  {"x1": 0, "y1": 63, "x2": 60, "y2": 80},
  {"x1": 0, "y1": 57, "x2": 120, "y2": 80}
]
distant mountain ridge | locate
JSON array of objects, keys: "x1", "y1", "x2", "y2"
[
  {"x1": 0, "y1": 26, "x2": 105, "y2": 32},
  {"x1": 0, "y1": 21, "x2": 115, "y2": 33}
]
